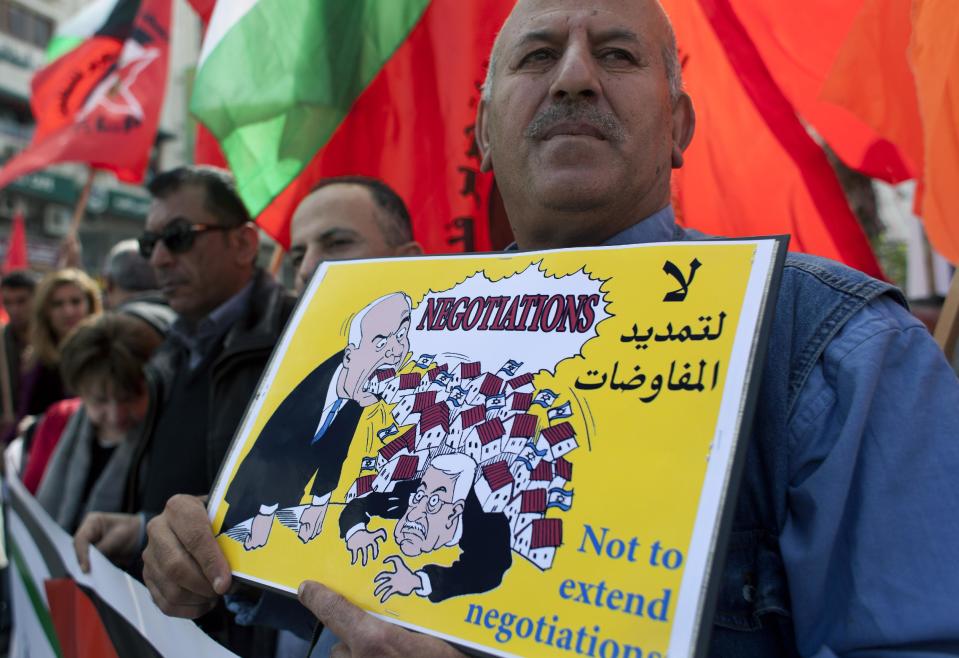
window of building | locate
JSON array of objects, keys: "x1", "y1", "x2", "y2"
[{"x1": 0, "y1": 1, "x2": 54, "y2": 49}]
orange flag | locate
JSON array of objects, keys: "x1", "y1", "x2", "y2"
[
  {"x1": 665, "y1": 0, "x2": 883, "y2": 277},
  {"x1": 730, "y1": 0, "x2": 915, "y2": 182},
  {"x1": 909, "y1": 0, "x2": 959, "y2": 264},
  {"x1": 819, "y1": 0, "x2": 924, "y2": 178}
]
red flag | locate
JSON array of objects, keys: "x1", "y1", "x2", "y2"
[
  {"x1": 0, "y1": 0, "x2": 171, "y2": 189},
  {"x1": 729, "y1": 0, "x2": 915, "y2": 183},
  {"x1": 3, "y1": 211, "x2": 28, "y2": 273},
  {"x1": 240, "y1": 0, "x2": 515, "y2": 252},
  {"x1": 665, "y1": 0, "x2": 883, "y2": 277}
]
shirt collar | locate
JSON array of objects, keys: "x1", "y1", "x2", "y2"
[
  {"x1": 169, "y1": 280, "x2": 254, "y2": 367},
  {"x1": 505, "y1": 205, "x2": 680, "y2": 251},
  {"x1": 599, "y1": 205, "x2": 679, "y2": 246}
]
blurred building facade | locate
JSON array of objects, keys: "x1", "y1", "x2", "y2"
[{"x1": 0, "y1": 0, "x2": 202, "y2": 273}]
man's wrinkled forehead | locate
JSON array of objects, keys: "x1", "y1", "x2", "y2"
[{"x1": 497, "y1": 0, "x2": 667, "y2": 54}]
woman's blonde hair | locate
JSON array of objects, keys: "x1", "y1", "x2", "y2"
[{"x1": 31, "y1": 268, "x2": 102, "y2": 366}]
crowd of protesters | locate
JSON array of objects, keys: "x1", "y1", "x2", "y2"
[
  {"x1": 3, "y1": 2, "x2": 959, "y2": 658},
  {"x1": 0, "y1": 167, "x2": 421, "y2": 657}
]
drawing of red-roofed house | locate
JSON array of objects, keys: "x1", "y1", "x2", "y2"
[
  {"x1": 474, "y1": 460, "x2": 514, "y2": 513},
  {"x1": 507, "y1": 373, "x2": 535, "y2": 393},
  {"x1": 515, "y1": 518, "x2": 563, "y2": 570},
  {"x1": 505, "y1": 488, "x2": 547, "y2": 533},
  {"x1": 536, "y1": 422, "x2": 578, "y2": 461},
  {"x1": 494, "y1": 390, "x2": 533, "y2": 421},
  {"x1": 416, "y1": 402, "x2": 451, "y2": 450},
  {"x1": 346, "y1": 474, "x2": 376, "y2": 502},
  {"x1": 393, "y1": 390, "x2": 438, "y2": 426},
  {"x1": 552, "y1": 457, "x2": 574, "y2": 489},
  {"x1": 445, "y1": 404, "x2": 486, "y2": 451},
  {"x1": 464, "y1": 417, "x2": 506, "y2": 463},
  {"x1": 456, "y1": 361, "x2": 482, "y2": 382},
  {"x1": 377, "y1": 428, "x2": 415, "y2": 469},
  {"x1": 504, "y1": 413, "x2": 538, "y2": 453},
  {"x1": 377, "y1": 370, "x2": 401, "y2": 400},
  {"x1": 465, "y1": 372, "x2": 504, "y2": 405},
  {"x1": 372, "y1": 453, "x2": 421, "y2": 492},
  {"x1": 426, "y1": 363, "x2": 449, "y2": 383},
  {"x1": 528, "y1": 460, "x2": 553, "y2": 491}
]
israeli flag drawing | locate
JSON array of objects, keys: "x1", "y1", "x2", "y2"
[
  {"x1": 416, "y1": 354, "x2": 436, "y2": 369},
  {"x1": 448, "y1": 385, "x2": 469, "y2": 407},
  {"x1": 377, "y1": 423, "x2": 399, "y2": 441},
  {"x1": 547, "y1": 488, "x2": 574, "y2": 511},
  {"x1": 360, "y1": 456, "x2": 378, "y2": 471},
  {"x1": 533, "y1": 389, "x2": 559, "y2": 408},
  {"x1": 548, "y1": 401, "x2": 574, "y2": 421},
  {"x1": 498, "y1": 359, "x2": 523, "y2": 377},
  {"x1": 487, "y1": 393, "x2": 506, "y2": 409}
]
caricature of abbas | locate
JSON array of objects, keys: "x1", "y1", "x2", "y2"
[
  {"x1": 220, "y1": 292, "x2": 413, "y2": 550},
  {"x1": 339, "y1": 453, "x2": 513, "y2": 603}
]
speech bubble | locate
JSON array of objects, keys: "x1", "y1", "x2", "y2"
[{"x1": 407, "y1": 262, "x2": 610, "y2": 378}]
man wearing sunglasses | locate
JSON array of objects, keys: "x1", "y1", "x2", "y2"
[{"x1": 74, "y1": 166, "x2": 297, "y2": 656}]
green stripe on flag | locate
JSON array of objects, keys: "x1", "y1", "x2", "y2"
[
  {"x1": 8, "y1": 537, "x2": 64, "y2": 658},
  {"x1": 191, "y1": 0, "x2": 430, "y2": 217},
  {"x1": 45, "y1": 35, "x2": 85, "y2": 62}
]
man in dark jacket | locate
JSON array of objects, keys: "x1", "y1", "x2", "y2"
[
  {"x1": 220, "y1": 291, "x2": 413, "y2": 550},
  {"x1": 73, "y1": 166, "x2": 296, "y2": 658},
  {"x1": 340, "y1": 454, "x2": 512, "y2": 604}
]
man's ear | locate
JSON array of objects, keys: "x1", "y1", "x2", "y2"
[
  {"x1": 232, "y1": 223, "x2": 260, "y2": 266},
  {"x1": 671, "y1": 92, "x2": 696, "y2": 169},
  {"x1": 446, "y1": 501, "x2": 465, "y2": 529},
  {"x1": 476, "y1": 99, "x2": 493, "y2": 173},
  {"x1": 343, "y1": 345, "x2": 353, "y2": 367}
]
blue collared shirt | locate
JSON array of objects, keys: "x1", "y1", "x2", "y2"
[
  {"x1": 168, "y1": 281, "x2": 254, "y2": 370},
  {"x1": 606, "y1": 206, "x2": 959, "y2": 657}
]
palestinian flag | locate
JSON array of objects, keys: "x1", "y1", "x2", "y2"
[
  {"x1": 5, "y1": 470, "x2": 234, "y2": 658},
  {"x1": 0, "y1": 0, "x2": 171, "y2": 190},
  {"x1": 192, "y1": 0, "x2": 515, "y2": 253}
]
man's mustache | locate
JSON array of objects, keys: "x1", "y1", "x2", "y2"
[{"x1": 524, "y1": 101, "x2": 625, "y2": 143}]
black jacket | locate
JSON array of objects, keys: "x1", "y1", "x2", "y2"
[
  {"x1": 220, "y1": 350, "x2": 362, "y2": 531},
  {"x1": 339, "y1": 478, "x2": 513, "y2": 603},
  {"x1": 123, "y1": 269, "x2": 297, "y2": 513}
]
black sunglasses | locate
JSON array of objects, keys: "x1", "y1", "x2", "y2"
[{"x1": 138, "y1": 220, "x2": 233, "y2": 259}]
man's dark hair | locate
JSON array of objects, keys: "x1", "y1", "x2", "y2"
[
  {"x1": 310, "y1": 176, "x2": 413, "y2": 245},
  {"x1": 1, "y1": 270, "x2": 37, "y2": 291},
  {"x1": 104, "y1": 239, "x2": 157, "y2": 292},
  {"x1": 147, "y1": 166, "x2": 251, "y2": 228}
]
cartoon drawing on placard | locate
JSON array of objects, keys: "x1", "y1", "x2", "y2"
[{"x1": 219, "y1": 292, "x2": 414, "y2": 550}]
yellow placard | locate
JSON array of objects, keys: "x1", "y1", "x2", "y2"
[{"x1": 208, "y1": 240, "x2": 780, "y2": 658}]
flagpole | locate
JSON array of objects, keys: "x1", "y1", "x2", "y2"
[
  {"x1": 268, "y1": 242, "x2": 285, "y2": 276},
  {"x1": 59, "y1": 168, "x2": 95, "y2": 268}
]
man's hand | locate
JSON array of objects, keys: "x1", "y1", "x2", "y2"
[
  {"x1": 244, "y1": 511, "x2": 274, "y2": 551},
  {"x1": 141, "y1": 494, "x2": 231, "y2": 618},
  {"x1": 297, "y1": 503, "x2": 327, "y2": 544},
  {"x1": 345, "y1": 529, "x2": 387, "y2": 566},
  {"x1": 74, "y1": 512, "x2": 143, "y2": 572},
  {"x1": 298, "y1": 581, "x2": 466, "y2": 658},
  {"x1": 372, "y1": 556, "x2": 420, "y2": 603}
]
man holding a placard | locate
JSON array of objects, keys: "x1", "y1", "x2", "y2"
[{"x1": 142, "y1": 1, "x2": 959, "y2": 656}]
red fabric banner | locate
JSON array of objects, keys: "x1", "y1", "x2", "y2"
[
  {"x1": 0, "y1": 0, "x2": 171, "y2": 189},
  {"x1": 666, "y1": 0, "x2": 883, "y2": 277},
  {"x1": 250, "y1": 0, "x2": 515, "y2": 253},
  {"x1": 3, "y1": 211, "x2": 28, "y2": 273}
]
